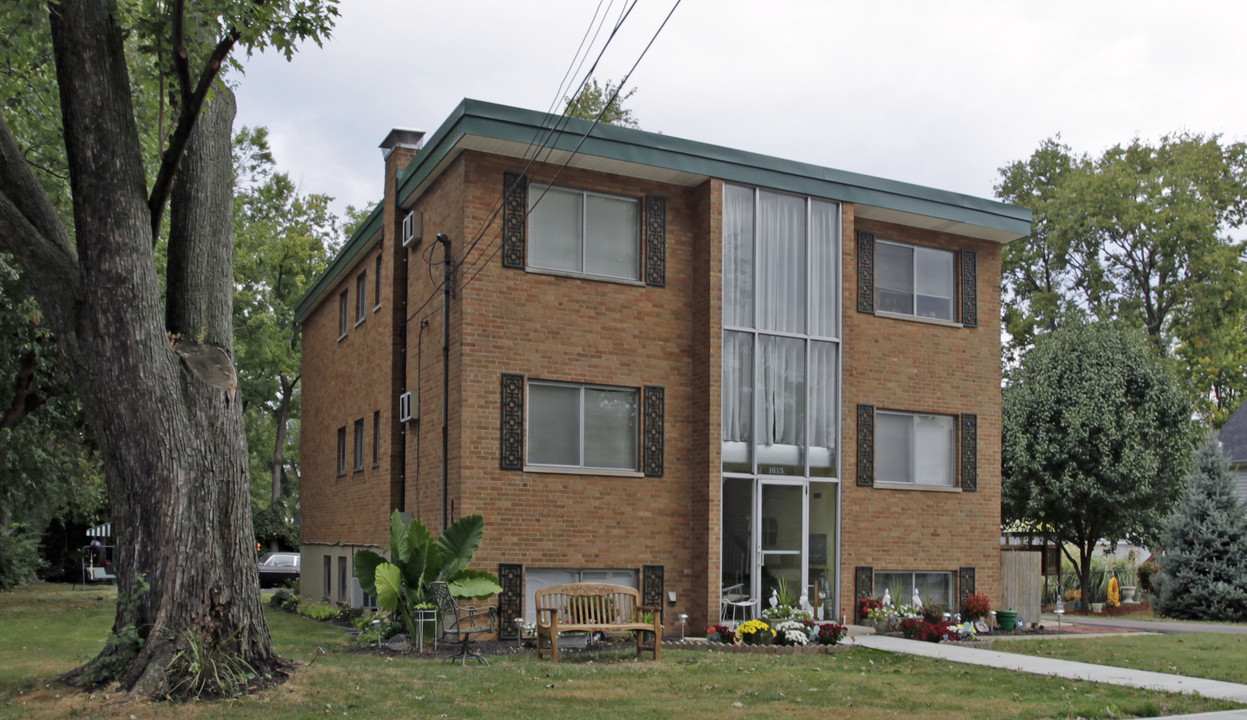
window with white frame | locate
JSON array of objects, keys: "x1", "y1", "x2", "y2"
[
  {"x1": 875, "y1": 571, "x2": 952, "y2": 607},
  {"x1": 876, "y1": 411, "x2": 955, "y2": 486},
  {"x1": 876, "y1": 240, "x2": 955, "y2": 321},
  {"x1": 527, "y1": 381, "x2": 638, "y2": 470},
  {"x1": 527, "y1": 184, "x2": 639, "y2": 280}
]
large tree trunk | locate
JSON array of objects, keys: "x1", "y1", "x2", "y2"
[{"x1": 0, "y1": 0, "x2": 276, "y2": 698}]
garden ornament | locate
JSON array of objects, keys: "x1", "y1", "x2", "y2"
[
  {"x1": 882, "y1": 588, "x2": 892, "y2": 606},
  {"x1": 912, "y1": 588, "x2": 922, "y2": 608}
]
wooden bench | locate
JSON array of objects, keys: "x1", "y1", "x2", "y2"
[{"x1": 535, "y1": 582, "x2": 662, "y2": 663}]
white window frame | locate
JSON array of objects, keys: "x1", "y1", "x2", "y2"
[
  {"x1": 527, "y1": 184, "x2": 641, "y2": 281},
  {"x1": 875, "y1": 410, "x2": 956, "y2": 487},
  {"x1": 525, "y1": 380, "x2": 639, "y2": 472},
  {"x1": 875, "y1": 239, "x2": 955, "y2": 322}
]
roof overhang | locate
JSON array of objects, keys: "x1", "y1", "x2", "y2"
[{"x1": 296, "y1": 98, "x2": 1032, "y2": 321}]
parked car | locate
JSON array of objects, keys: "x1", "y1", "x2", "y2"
[{"x1": 257, "y1": 552, "x2": 300, "y2": 588}]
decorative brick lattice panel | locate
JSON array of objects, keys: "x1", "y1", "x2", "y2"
[
  {"x1": 642, "y1": 564, "x2": 664, "y2": 619},
  {"x1": 645, "y1": 195, "x2": 666, "y2": 287},
  {"x1": 498, "y1": 563, "x2": 523, "y2": 639},
  {"x1": 960, "y1": 248, "x2": 978, "y2": 327},
  {"x1": 643, "y1": 386, "x2": 665, "y2": 476},
  {"x1": 960, "y1": 413, "x2": 977, "y2": 492},
  {"x1": 502, "y1": 172, "x2": 527, "y2": 269},
  {"x1": 857, "y1": 404, "x2": 875, "y2": 486},
  {"x1": 857, "y1": 231, "x2": 875, "y2": 313},
  {"x1": 855, "y1": 566, "x2": 874, "y2": 621},
  {"x1": 500, "y1": 373, "x2": 524, "y2": 470},
  {"x1": 959, "y1": 566, "x2": 976, "y2": 613}
]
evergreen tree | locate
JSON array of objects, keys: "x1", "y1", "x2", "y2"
[{"x1": 1156, "y1": 436, "x2": 1247, "y2": 621}]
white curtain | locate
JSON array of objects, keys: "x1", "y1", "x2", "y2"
[
  {"x1": 721, "y1": 331, "x2": 752, "y2": 445},
  {"x1": 757, "y1": 191, "x2": 805, "y2": 334},
  {"x1": 809, "y1": 341, "x2": 836, "y2": 472},
  {"x1": 760, "y1": 335, "x2": 804, "y2": 447},
  {"x1": 723, "y1": 185, "x2": 754, "y2": 328},
  {"x1": 914, "y1": 414, "x2": 954, "y2": 486},
  {"x1": 809, "y1": 200, "x2": 838, "y2": 338}
]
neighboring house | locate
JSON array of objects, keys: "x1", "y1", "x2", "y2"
[
  {"x1": 293, "y1": 99, "x2": 1030, "y2": 634},
  {"x1": 1218, "y1": 402, "x2": 1247, "y2": 508}
]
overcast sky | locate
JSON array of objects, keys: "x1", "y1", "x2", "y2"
[{"x1": 232, "y1": 0, "x2": 1247, "y2": 218}]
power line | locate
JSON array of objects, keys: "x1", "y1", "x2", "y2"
[
  {"x1": 407, "y1": 1, "x2": 641, "y2": 324},
  {"x1": 458, "y1": 0, "x2": 683, "y2": 294}
]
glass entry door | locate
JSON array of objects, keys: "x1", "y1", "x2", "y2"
[
  {"x1": 759, "y1": 482, "x2": 803, "y2": 608},
  {"x1": 721, "y1": 478, "x2": 839, "y2": 622}
]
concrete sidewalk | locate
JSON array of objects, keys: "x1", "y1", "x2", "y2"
[
  {"x1": 1044, "y1": 613, "x2": 1247, "y2": 635},
  {"x1": 849, "y1": 633, "x2": 1247, "y2": 704}
]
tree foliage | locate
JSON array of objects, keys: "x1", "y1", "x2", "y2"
[
  {"x1": 996, "y1": 134, "x2": 1247, "y2": 424},
  {"x1": 232, "y1": 126, "x2": 338, "y2": 548},
  {"x1": 563, "y1": 76, "x2": 640, "y2": 128},
  {"x1": 1002, "y1": 318, "x2": 1194, "y2": 607},
  {"x1": 1155, "y1": 436, "x2": 1247, "y2": 621}
]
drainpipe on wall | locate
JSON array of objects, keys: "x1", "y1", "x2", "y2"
[{"x1": 436, "y1": 232, "x2": 453, "y2": 532}]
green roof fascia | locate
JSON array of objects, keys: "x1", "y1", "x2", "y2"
[
  {"x1": 395, "y1": 99, "x2": 1032, "y2": 237},
  {"x1": 300, "y1": 98, "x2": 1032, "y2": 322},
  {"x1": 293, "y1": 200, "x2": 383, "y2": 322}
]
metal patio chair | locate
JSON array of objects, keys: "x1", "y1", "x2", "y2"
[{"x1": 431, "y1": 580, "x2": 497, "y2": 666}]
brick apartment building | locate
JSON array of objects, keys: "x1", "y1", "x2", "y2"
[{"x1": 293, "y1": 99, "x2": 1031, "y2": 635}]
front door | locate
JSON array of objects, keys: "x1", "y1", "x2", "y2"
[
  {"x1": 721, "y1": 478, "x2": 840, "y2": 622},
  {"x1": 758, "y1": 481, "x2": 804, "y2": 610}
]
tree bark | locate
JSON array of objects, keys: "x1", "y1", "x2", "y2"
[{"x1": 0, "y1": 0, "x2": 277, "y2": 697}]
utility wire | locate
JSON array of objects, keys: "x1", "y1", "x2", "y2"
[{"x1": 458, "y1": 0, "x2": 683, "y2": 294}]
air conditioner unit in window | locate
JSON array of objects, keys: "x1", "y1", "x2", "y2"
[
  {"x1": 401, "y1": 211, "x2": 421, "y2": 247},
  {"x1": 399, "y1": 391, "x2": 417, "y2": 422}
]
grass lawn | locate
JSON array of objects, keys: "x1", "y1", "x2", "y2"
[
  {"x1": 1, "y1": 583, "x2": 1242, "y2": 720},
  {"x1": 1002, "y1": 633, "x2": 1247, "y2": 685}
]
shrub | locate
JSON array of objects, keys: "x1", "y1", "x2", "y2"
[
  {"x1": 1137, "y1": 559, "x2": 1160, "y2": 595},
  {"x1": 297, "y1": 602, "x2": 339, "y2": 622},
  {"x1": 899, "y1": 618, "x2": 956, "y2": 643},
  {"x1": 270, "y1": 588, "x2": 296, "y2": 610},
  {"x1": 962, "y1": 592, "x2": 991, "y2": 620},
  {"x1": 1156, "y1": 436, "x2": 1247, "y2": 622},
  {"x1": 0, "y1": 523, "x2": 43, "y2": 591}
]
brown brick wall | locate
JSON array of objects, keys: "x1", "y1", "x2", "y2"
[
  {"x1": 300, "y1": 146, "x2": 1006, "y2": 625},
  {"x1": 839, "y1": 212, "x2": 1003, "y2": 614},
  {"x1": 443, "y1": 152, "x2": 713, "y2": 629}
]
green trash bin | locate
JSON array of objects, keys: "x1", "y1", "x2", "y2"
[{"x1": 997, "y1": 610, "x2": 1018, "y2": 631}]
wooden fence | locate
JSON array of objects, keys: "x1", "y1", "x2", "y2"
[{"x1": 999, "y1": 551, "x2": 1042, "y2": 624}]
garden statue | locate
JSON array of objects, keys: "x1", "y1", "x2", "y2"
[
  {"x1": 882, "y1": 588, "x2": 892, "y2": 607},
  {"x1": 912, "y1": 587, "x2": 922, "y2": 608}
]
